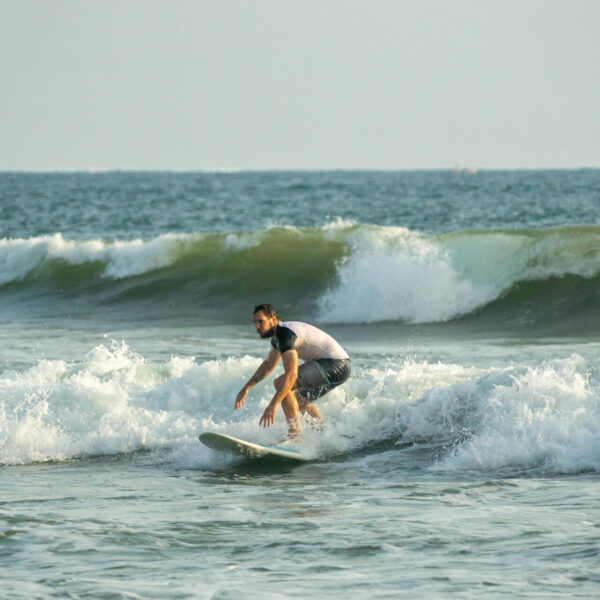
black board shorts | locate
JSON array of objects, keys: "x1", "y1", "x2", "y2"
[{"x1": 295, "y1": 358, "x2": 351, "y2": 401}]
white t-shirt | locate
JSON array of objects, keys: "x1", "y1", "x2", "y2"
[{"x1": 271, "y1": 321, "x2": 349, "y2": 362}]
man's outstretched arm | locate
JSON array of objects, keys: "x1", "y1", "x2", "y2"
[
  {"x1": 234, "y1": 347, "x2": 280, "y2": 410},
  {"x1": 259, "y1": 350, "x2": 298, "y2": 428}
]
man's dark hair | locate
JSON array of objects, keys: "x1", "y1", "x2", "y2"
[{"x1": 253, "y1": 304, "x2": 277, "y2": 318}]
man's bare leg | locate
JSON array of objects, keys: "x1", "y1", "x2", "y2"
[
  {"x1": 280, "y1": 392, "x2": 300, "y2": 438},
  {"x1": 297, "y1": 394, "x2": 323, "y2": 423},
  {"x1": 274, "y1": 376, "x2": 301, "y2": 438}
]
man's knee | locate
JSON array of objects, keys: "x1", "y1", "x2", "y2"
[{"x1": 273, "y1": 375, "x2": 284, "y2": 390}]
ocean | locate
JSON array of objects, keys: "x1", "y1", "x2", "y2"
[{"x1": 1, "y1": 169, "x2": 599, "y2": 598}]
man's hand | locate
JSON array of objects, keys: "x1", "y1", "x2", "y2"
[
  {"x1": 234, "y1": 387, "x2": 248, "y2": 410},
  {"x1": 259, "y1": 401, "x2": 278, "y2": 428},
  {"x1": 234, "y1": 349, "x2": 281, "y2": 412}
]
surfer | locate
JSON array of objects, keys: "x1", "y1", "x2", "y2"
[{"x1": 235, "y1": 304, "x2": 351, "y2": 437}]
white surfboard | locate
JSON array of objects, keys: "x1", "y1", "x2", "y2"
[{"x1": 199, "y1": 432, "x2": 309, "y2": 462}]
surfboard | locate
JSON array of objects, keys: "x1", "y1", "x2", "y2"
[{"x1": 199, "y1": 432, "x2": 309, "y2": 462}]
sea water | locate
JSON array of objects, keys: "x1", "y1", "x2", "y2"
[{"x1": 0, "y1": 170, "x2": 599, "y2": 598}]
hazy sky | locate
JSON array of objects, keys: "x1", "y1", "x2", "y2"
[{"x1": 1, "y1": 0, "x2": 599, "y2": 170}]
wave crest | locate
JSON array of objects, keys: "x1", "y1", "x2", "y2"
[
  {"x1": 1, "y1": 225, "x2": 599, "y2": 325},
  {"x1": 319, "y1": 225, "x2": 600, "y2": 324}
]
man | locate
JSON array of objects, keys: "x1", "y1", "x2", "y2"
[{"x1": 235, "y1": 304, "x2": 351, "y2": 437}]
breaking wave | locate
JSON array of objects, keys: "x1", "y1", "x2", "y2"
[{"x1": 1, "y1": 224, "x2": 599, "y2": 326}]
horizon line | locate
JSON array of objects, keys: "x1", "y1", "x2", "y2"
[{"x1": 1, "y1": 165, "x2": 599, "y2": 174}]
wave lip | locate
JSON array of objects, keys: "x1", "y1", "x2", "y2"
[
  {"x1": 0, "y1": 232, "x2": 198, "y2": 283},
  {"x1": 318, "y1": 226, "x2": 494, "y2": 323},
  {"x1": 318, "y1": 225, "x2": 600, "y2": 325}
]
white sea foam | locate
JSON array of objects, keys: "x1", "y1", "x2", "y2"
[
  {"x1": 0, "y1": 344, "x2": 450, "y2": 465},
  {"x1": 336, "y1": 354, "x2": 600, "y2": 474},
  {"x1": 0, "y1": 340, "x2": 273, "y2": 465},
  {"x1": 318, "y1": 226, "x2": 600, "y2": 323},
  {"x1": 0, "y1": 233, "x2": 198, "y2": 282},
  {"x1": 318, "y1": 226, "x2": 495, "y2": 323},
  {"x1": 1, "y1": 341, "x2": 599, "y2": 472},
  {"x1": 320, "y1": 217, "x2": 357, "y2": 231},
  {"x1": 436, "y1": 354, "x2": 600, "y2": 473},
  {"x1": 283, "y1": 353, "x2": 599, "y2": 474},
  {"x1": 223, "y1": 231, "x2": 265, "y2": 251},
  {"x1": 222, "y1": 224, "x2": 300, "y2": 251}
]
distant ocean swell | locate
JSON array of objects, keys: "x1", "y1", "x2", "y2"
[
  {"x1": 1, "y1": 224, "x2": 599, "y2": 324},
  {"x1": 1, "y1": 341, "x2": 598, "y2": 473}
]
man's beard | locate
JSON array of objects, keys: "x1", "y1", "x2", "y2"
[{"x1": 259, "y1": 325, "x2": 277, "y2": 339}]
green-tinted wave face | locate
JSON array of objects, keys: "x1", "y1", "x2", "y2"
[
  {"x1": 1, "y1": 224, "x2": 600, "y2": 330},
  {"x1": 0, "y1": 227, "x2": 350, "y2": 321},
  {"x1": 109, "y1": 228, "x2": 349, "y2": 318}
]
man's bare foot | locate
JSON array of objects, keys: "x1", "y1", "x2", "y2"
[{"x1": 286, "y1": 427, "x2": 300, "y2": 440}]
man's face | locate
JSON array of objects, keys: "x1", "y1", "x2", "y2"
[{"x1": 253, "y1": 310, "x2": 277, "y2": 339}]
